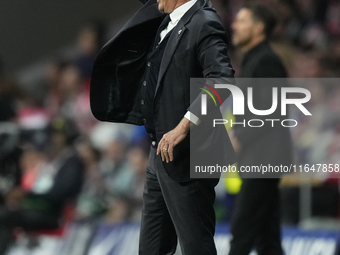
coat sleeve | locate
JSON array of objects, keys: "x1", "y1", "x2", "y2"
[{"x1": 187, "y1": 16, "x2": 235, "y2": 123}]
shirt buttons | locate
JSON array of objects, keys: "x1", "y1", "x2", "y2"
[
  {"x1": 152, "y1": 141, "x2": 156, "y2": 146},
  {"x1": 143, "y1": 81, "x2": 147, "y2": 86},
  {"x1": 150, "y1": 133, "x2": 153, "y2": 138},
  {"x1": 147, "y1": 62, "x2": 151, "y2": 67},
  {"x1": 141, "y1": 100, "x2": 145, "y2": 105}
]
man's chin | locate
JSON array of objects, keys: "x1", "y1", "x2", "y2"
[
  {"x1": 232, "y1": 39, "x2": 247, "y2": 49},
  {"x1": 231, "y1": 39, "x2": 239, "y2": 48}
]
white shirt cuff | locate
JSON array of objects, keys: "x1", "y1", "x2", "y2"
[{"x1": 184, "y1": 111, "x2": 201, "y2": 126}]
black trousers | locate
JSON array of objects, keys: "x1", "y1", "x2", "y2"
[
  {"x1": 139, "y1": 145, "x2": 219, "y2": 255},
  {"x1": 0, "y1": 207, "x2": 59, "y2": 255},
  {"x1": 228, "y1": 178, "x2": 283, "y2": 255}
]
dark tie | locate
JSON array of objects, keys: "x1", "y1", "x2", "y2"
[{"x1": 154, "y1": 15, "x2": 171, "y2": 49}]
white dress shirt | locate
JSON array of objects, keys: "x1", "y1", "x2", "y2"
[
  {"x1": 158, "y1": 0, "x2": 201, "y2": 125},
  {"x1": 159, "y1": 0, "x2": 197, "y2": 43}
]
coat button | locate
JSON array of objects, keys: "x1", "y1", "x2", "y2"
[
  {"x1": 147, "y1": 62, "x2": 151, "y2": 67},
  {"x1": 143, "y1": 118, "x2": 147, "y2": 124},
  {"x1": 150, "y1": 133, "x2": 153, "y2": 138},
  {"x1": 141, "y1": 100, "x2": 145, "y2": 105},
  {"x1": 152, "y1": 141, "x2": 156, "y2": 146},
  {"x1": 143, "y1": 81, "x2": 147, "y2": 86}
]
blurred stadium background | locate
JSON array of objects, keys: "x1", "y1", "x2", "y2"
[{"x1": 1, "y1": 0, "x2": 340, "y2": 254}]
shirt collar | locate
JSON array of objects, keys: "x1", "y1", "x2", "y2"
[{"x1": 169, "y1": 0, "x2": 197, "y2": 24}]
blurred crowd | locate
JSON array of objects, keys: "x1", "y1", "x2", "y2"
[
  {"x1": 0, "y1": 0, "x2": 340, "y2": 242},
  {"x1": 0, "y1": 19, "x2": 152, "y2": 233}
]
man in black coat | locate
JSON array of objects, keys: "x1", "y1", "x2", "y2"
[
  {"x1": 228, "y1": 2, "x2": 293, "y2": 255},
  {"x1": 90, "y1": 0, "x2": 236, "y2": 254}
]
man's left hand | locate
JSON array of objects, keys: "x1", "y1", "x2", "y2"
[{"x1": 157, "y1": 118, "x2": 191, "y2": 163}]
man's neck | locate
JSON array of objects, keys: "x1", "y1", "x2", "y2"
[{"x1": 241, "y1": 36, "x2": 266, "y2": 53}]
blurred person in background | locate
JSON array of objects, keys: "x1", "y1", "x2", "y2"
[
  {"x1": 58, "y1": 62, "x2": 85, "y2": 119},
  {"x1": 76, "y1": 20, "x2": 106, "y2": 80},
  {"x1": 0, "y1": 117, "x2": 84, "y2": 255},
  {"x1": 0, "y1": 123, "x2": 22, "y2": 207},
  {"x1": 99, "y1": 135, "x2": 136, "y2": 223},
  {"x1": 228, "y1": 2, "x2": 292, "y2": 255},
  {"x1": 19, "y1": 145, "x2": 46, "y2": 193},
  {"x1": 125, "y1": 146, "x2": 148, "y2": 221},
  {"x1": 17, "y1": 93, "x2": 51, "y2": 150},
  {"x1": 100, "y1": 135, "x2": 134, "y2": 198},
  {"x1": 0, "y1": 79, "x2": 21, "y2": 125},
  {"x1": 44, "y1": 59, "x2": 67, "y2": 119},
  {"x1": 0, "y1": 59, "x2": 23, "y2": 208},
  {"x1": 57, "y1": 61, "x2": 97, "y2": 134},
  {"x1": 75, "y1": 137, "x2": 106, "y2": 221},
  {"x1": 274, "y1": 0, "x2": 304, "y2": 44}
]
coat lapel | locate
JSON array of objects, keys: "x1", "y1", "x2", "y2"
[{"x1": 154, "y1": 0, "x2": 204, "y2": 99}]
